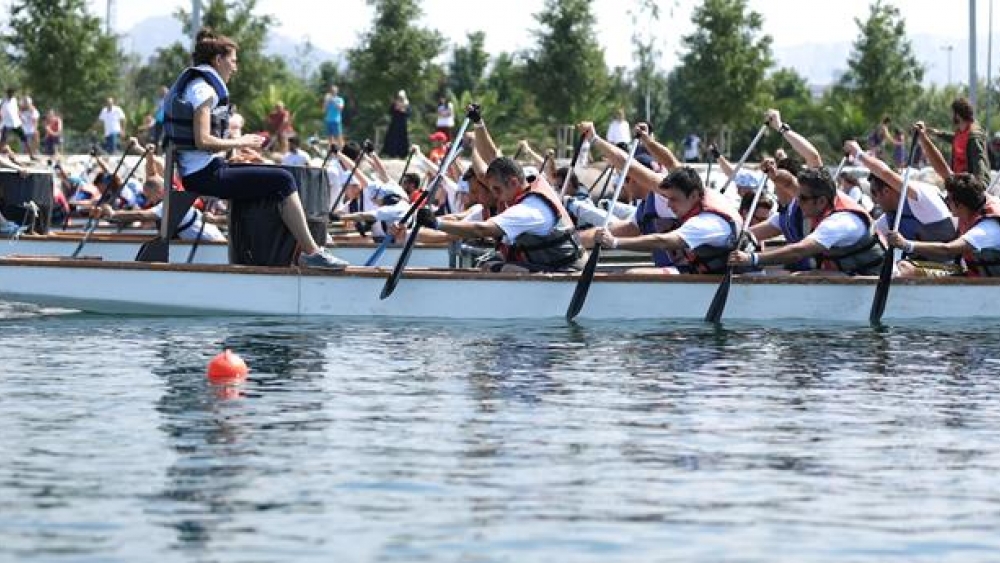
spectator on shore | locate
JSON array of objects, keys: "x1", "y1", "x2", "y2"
[
  {"x1": 682, "y1": 133, "x2": 701, "y2": 163},
  {"x1": 1, "y1": 87, "x2": 35, "y2": 159},
  {"x1": 606, "y1": 108, "x2": 630, "y2": 146},
  {"x1": 323, "y1": 85, "x2": 345, "y2": 148},
  {"x1": 19, "y1": 96, "x2": 39, "y2": 156},
  {"x1": 266, "y1": 101, "x2": 293, "y2": 153},
  {"x1": 382, "y1": 90, "x2": 410, "y2": 158},
  {"x1": 96, "y1": 97, "x2": 126, "y2": 154},
  {"x1": 42, "y1": 109, "x2": 62, "y2": 156},
  {"x1": 427, "y1": 131, "x2": 448, "y2": 164},
  {"x1": 435, "y1": 95, "x2": 454, "y2": 140}
]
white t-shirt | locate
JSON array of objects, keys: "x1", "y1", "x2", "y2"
[
  {"x1": 962, "y1": 219, "x2": 1000, "y2": 251},
  {"x1": 435, "y1": 102, "x2": 455, "y2": 128},
  {"x1": 20, "y1": 107, "x2": 39, "y2": 134},
  {"x1": 490, "y1": 194, "x2": 558, "y2": 244},
  {"x1": 149, "y1": 202, "x2": 226, "y2": 242},
  {"x1": 630, "y1": 192, "x2": 677, "y2": 226},
  {"x1": 683, "y1": 135, "x2": 701, "y2": 160},
  {"x1": 806, "y1": 211, "x2": 868, "y2": 249},
  {"x1": 1, "y1": 97, "x2": 21, "y2": 128},
  {"x1": 606, "y1": 119, "x2": 631, "y2": 145},
  {"x1": 846, "y1": 186, "x2": 874, "y2": 213},
  {"x1": 281, "y1": 150, "x2": 310, "y2": 167},
  {"x1": 177, "y1": 77, "x2": 221, "y2": 176},
  {"x1": 874, "y1": 181, "x2": 954, "y2": 235},
  {"x1": 675, "y1": 213, "x2": 734, "y2": 249},
  {"x1": 98, "y1": 105, "x2": 126, "y2": 136}
]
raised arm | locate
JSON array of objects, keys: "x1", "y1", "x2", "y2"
[
  {"x1": 844, "y1": 139, "x2": 921, "y2": 200},
  {"x1": 915, "y1": 121, "x2": 952, "y2": 180},
  {"x1": 578, "y1": 121, "x2": 662, "y2": 198},
  {"x1": 766, "y1": 108, "x2": 822, "y2": 167},
  {"x1": 468, "y1": 104, "x2": 500, "y2": 163},
  {"x1": 636, "y1": 124, "x2": 681, "y2": 170},
  {"x1": 366, "y1": 151, "x2": 392, "y2": 184}
]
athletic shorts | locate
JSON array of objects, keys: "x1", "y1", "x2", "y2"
[{"x1": 325, "y1": 121, "x2": 342, "y2": 137}]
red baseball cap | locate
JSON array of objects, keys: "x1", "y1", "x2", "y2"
[{"x1": 428, "y1": 132, "x2": 448, "y2": 142}]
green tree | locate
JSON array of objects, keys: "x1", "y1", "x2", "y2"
[
  {"x1": 671, "y1": 0, "x2": 773, "y2": 142},
  {"x1": 347, "y1": 0, "x2": 445, "y2": 142},
  {"x1": 627, "y1": 0, "x2": 670, "y2": 135},
  {"x1": 525, "y1": 0, "x2": 611, "y2": 125},
  {"x1": 448, "y1": 31, "x2": 489, "y2": 97},
  {"x1": 5, "y1": 0, "x2": 121, "y2": 131},
  {"x1": 839, "y1": 0, "x2": 924, "y2": 125},
  {"x1": 134, "y1": 0, "x2": 292, "y2": 111}
]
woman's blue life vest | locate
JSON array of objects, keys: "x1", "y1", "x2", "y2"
[
  {"x1": 163, "y1": 66, "x2": 231, "y2": 151},
  {"x1": 777, "y1": 200, "x2": 816, "y2": 271},
  {"x1": 635, "y1": 191, "x2": 680, "y2": 267}
]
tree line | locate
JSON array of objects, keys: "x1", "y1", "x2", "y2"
[{"x1": 0, "y1": 0, "x2": 986, "y2": 160}]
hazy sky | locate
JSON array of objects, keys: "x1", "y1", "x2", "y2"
[{"x1": 0, "y1": 0, "x2": 988, "y2": 74}]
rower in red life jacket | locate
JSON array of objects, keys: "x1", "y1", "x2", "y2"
[
  {"x1": 729, "y1": 166, "x2": 885, "y2": 275},
  {"x1": 592, "y1": 167, "x2": 743, "y2": 274},
  {"x1": 413, "y1": 104, "x2": 585, "y2": 273},
  {"x1": 887, "y1": 173, "x2": 1000, "y2": 277}
]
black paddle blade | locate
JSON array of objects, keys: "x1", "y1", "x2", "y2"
[
  {"x1": 705, "y1": 268, "x2": 733, "y2": 323},
  {"x1": 136, "y1": 237, "x2": 170, "y2": 263},
  {"x1": 565, "y1": 246, "x2": 602, "y2": 321},
  {"x1": 379, "y1": 224, "x2": 422, "y2": 300},
  {"x1": 869, "y1": 250, "x2": 896, "y2": 325}
]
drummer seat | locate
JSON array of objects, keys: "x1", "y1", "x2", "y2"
[{"x1": 135, "y1": 144, "x2": 197, "y2": 263}]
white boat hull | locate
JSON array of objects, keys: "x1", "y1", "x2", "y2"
[
  {"x1": 0, "y1": 235, "x2": 453, "y2": 267},
  {"x1": 1, "y1": 257, "x2": 998, "y2": 322}
]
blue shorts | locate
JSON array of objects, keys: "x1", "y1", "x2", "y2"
[{"x1": 325, "y1": 120, "x2": 342, "y2": 136}]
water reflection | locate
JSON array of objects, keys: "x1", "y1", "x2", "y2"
[{"x1": 149, "y1": 323, "x2": 329, "y2": 555}]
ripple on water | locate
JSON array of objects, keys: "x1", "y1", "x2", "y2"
[{"x1": 1, "y1": 311, "x2": 1000, "y2": 561}]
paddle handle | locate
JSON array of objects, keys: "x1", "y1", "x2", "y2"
[
  {"x1": 717, "y1": 124, "x2": 768, "y2": 194},
  {"x1": 599, "y1": 137, "x2": 642, "y2": 229},
  {"x1": 558, "y1": 134, "x2": 586, "y2": 197},
  {"x1": 889, "y1": 132, "x2": 922, "y2": 247}
]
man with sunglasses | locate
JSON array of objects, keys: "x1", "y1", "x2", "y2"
[
  {"x1": 887, "y1": 173, "x2": 1000, "y2": 277},
  {"x1": 844, "y1": 140, "x2": 958, "y2": 276},
  {"x1": 730, "y1": 167, "x2": 884, "y2": 275}
]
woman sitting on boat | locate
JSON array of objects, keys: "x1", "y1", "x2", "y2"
[
  {"x1": 730, "y1": 167, "x2": 885, "y2": 276},
  {"x1": 887, "y1": 173, "x2": 1000, "y2": 277},
  {"x1": 163, "y1": 27, "x2": 347, "y2": 270},
  {"x1": 413, "y1": 105, "x2": 586, "y2": 273}
]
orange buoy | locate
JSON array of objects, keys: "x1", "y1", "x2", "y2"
[{"x1": 206, "y1": 349, "x2": 249, "y2": 384}]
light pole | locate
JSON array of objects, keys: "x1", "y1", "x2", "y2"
[
  {"x1": 192, "y1": 0, "x2": 202, "y2": 44},
  {"x1": 971, "y1": 0, "x2": 978, "y2": 106},
  {"x1": 942, "y1": 44, "x2": 955, "y2": 85}
]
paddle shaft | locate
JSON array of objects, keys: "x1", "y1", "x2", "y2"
[
  {"x1": 186, "y1": 197, "x2": 214, "y2": 264},
  {"x1": 558, "y1": 134, "x2": 586, "y2": 197},
  {"x1": 869, "y1": 130, "x2": 921, "y2": 325},
  {"x1": 589, "y1": 165, "x2": 611, "y2": 192},
  {"x1": 397, "y1": 149, "x2": 416, "y2": 184},
  {"x1": 704, "y1": 142, "x2": 772, "y2": 323},
  {"x1": 717, "y1": 124, "x2": 768, "y2": 194},
  {"x1": 380, "y1": 117, "x2": 472, "y2": 299},
  {"x1": 329, "y1": 145, "x2": 371, "y2": 215},
  {"x1": 565, "y1": 137, "x2": 641, "y2": 321}
]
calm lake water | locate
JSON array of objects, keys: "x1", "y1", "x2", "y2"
[{"x1": 1, "y1": 300, "x2": 999, "y2": 562}]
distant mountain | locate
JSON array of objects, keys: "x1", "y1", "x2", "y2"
[
  {"x1": 121, "y1": 14, "x2": 340, "y2": 72},
  {"x1": 774, "y1": 32, "x2": 1000, "y2": 90}
]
